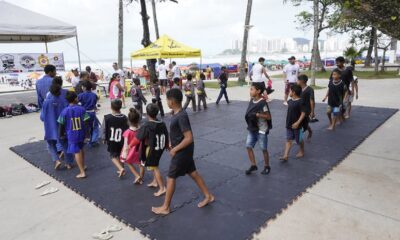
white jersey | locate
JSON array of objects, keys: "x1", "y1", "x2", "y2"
[
  {"x1": 172, "y1": 66, "x2": 181, "y2": 78},
  {"x1": 283, "y1": 63, "x2": 300, "y2": 83},
  {"x1": 252, "y1": 63, "x2": 265, "y2": 83},
  {"x1": 157, "y1": 64, "x2": 167, "y2": 79},
  {"x1": 71, "y1": 76, "x2": 80, "y2": 88}
]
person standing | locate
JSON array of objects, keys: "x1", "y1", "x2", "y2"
[
  {"x1": 36, "y1": 64, "x2": 56, "y2": 109},
  {"x1": 283, "y1": 56, "x2": 300, "y2": 105},
  {"x1": 70, "y1": 68, "x2": 80, "y2": 88},
  {"x1": 206, "y1": 65, "x2": 212, "y2": 80},
  {"x1": 250, "y1": 57, "x2": 272, "y2": 96},
  {"x1": 216, "y1": 67, "x2": 230, "y2": 105},
  {"x1": 113, "y1": 62, "x2": 126, "y2": 108},
  {"x1": 157, "y1": 60, "x2": 168, "y2": 95},
  {"x1": 171, "y1": 61, "x2": 181, "y2": 89},
  {"x1": 86, "y1": 66, "x2": 98, "y2": 83}
]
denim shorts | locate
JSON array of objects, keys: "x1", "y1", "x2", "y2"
[{"x1": 246, "y1": 131, "x2": 268, "y2": 151}]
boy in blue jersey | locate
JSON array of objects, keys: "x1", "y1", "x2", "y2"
[
  {"x1": 78, "y1": 80, "x2": 100, "y2": 147},
  {"x1": 58, "y1": 91, "x2": 90, "y2": 179}
]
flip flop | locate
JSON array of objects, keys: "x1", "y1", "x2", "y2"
[
  {"x1": 92, "y1": 231, "x2": 113, "y2": 240},
  {"x1": 35, "y1": 181, "x2": 51, "y2": 189},
  {"x1": 105, "y1": 225, "x2": 122, "y2": 233},
  {"x1": 41, "y1": 187, "x2": 59, "y2": 196},
  {"x1": 54, "y1": 161, "x2": 62, "y2": 170},
  {"x1": 118, "y1": 169, "x2": 126, "y2": 178}
]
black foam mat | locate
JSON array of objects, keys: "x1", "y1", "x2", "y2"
[{"x1": 10, "y1": 100, "x2": 397, "y2": 240}]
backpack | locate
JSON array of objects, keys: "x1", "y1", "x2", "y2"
[
  {"x1": 11, "y1": 104, "x2": 22, "y2": 116},
  {"x1": 19, "y1": 103, "x2": 28, "y2": 114},
  {"x1": 0, "y1": 106, "x2": 5, "y2": 117}
]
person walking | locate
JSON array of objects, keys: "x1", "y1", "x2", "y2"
[
  {"x1": 283, "y1": 56, "x2": 300, "y2": 105},
  {"x1": 216, "y1": 67, "x2": 230, "y2": 105},
  {"x1": 36, "y1": 64, "x2": 57, "y2": 109},
  {"x1": 113, "y1": 62, "x2": 127, "y2": 108}
]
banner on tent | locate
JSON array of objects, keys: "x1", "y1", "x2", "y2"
[{"x1": 0, "y1": 53, "x2": 65, "y2": 73}]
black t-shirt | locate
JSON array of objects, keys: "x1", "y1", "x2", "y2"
[
  {"x1": 328, "y1": 80, "x2": 347, "y2": 107},
  {"x1": 300, "y1": 86, "x2": 315, "y2": 115},
  {"x1": 170, "y1": 110, "x2": 193, "y2": 148},
  {"x1": 219, "y1": 72, "x2": 228, "y2": 87},
  {"x1": 330, "y1": 67, "x2": 353, "y2": 91},
  {"x1": 286, "y1": 99, "x2": 305, "y2": 129},
  {"x1": 136, "y1": 120, "x2": 169, "y2": 167},
  {"x1": 103, "y1": 113, "x2": 129, "y2": 153}
]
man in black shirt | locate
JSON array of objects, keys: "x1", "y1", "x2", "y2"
[
  {"x1": 152, "y1": 88, "x2": 214, "y2": 215},
  {"x1": 297, "y1": 74, "x2": 315, "y2": 140},
  {"x1": 216, "y1": 66, "x2": 230, "y2": 105},
  {"x1": 280, "y1": 84, "x2": 306, "y2": 161}
]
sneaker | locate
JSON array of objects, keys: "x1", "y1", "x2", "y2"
[
  {"x1": 245, "y1": 165, "x2": 258, "y2": 175},
  {"x1": 261, "y1": 166, "x2": 271, "y2": 175}
]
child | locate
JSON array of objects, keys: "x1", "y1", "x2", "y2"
[
  {"x1": 78, "y1": 80, "x2": 99, "y2": 147},
  {"x1": 172, "y1": 77, "x2": 180, "y2": 89},
  {"x1": 120, "y1": 108, "x2": 145, "y2": 184},
  {"x1": 131, "y1": 78, "x2": 147, "y2": 116},
  {"x1": 244, "y1": 83, "x2": 271, "y2": 175},
  {"x1": 297, "y1": 74, "x2": 314, "y2": 140},
  {"x1": 152, "y1": 89, "x2": 214, "y2": 215},
  {"x1": 58, "y1": 91, "x2": 90, "y2": 178},
  {"x1": 41, "y1": 77, "x2": 74, "y2": 170},
  {"x1": 74, "y1": 71, "x2": 89, "y2": 95},
  {"x1": 109, "y1": 73, "x2": 124, "y2": 101},
  {"x1": 197, "y1": 73, "x2": 207, "y2": 110},
  {"x1": 151, "y1": 79, "x2": 165, "y2": 117},
  {"x1": 323, "y1": 69, "x2": 348, "y2": 130},
  {"x1": 216, "y1": 66, "x2": 230, "y2": 105},
  {"x1": 135, "y1": 103, "x2": 169, "y2": 196},
  {"x1": 183, "y1": 73, "x2": 196, "y2": 112},
  {"x1": 280, "y1": 84, "x2": 306, "y2": 161},
  {"x1": 101, "y1": 99, "x2": 129, "y2": 177}
]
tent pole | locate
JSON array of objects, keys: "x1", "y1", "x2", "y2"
[
  {"x1": 130, "y1": 58, "x2": 133, "y2": 78},
  {"x1": 45, "y1": 41, "x2": 48, "y2": 53},
  {"x1": 75, "y1": 33, "x2": 82, "y2": 71}
]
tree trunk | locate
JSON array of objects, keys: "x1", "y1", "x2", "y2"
[
  {"x1": 139, "y1": 0, "x2": 156, "y2": 81},
  {"x1": 390, "y1": 37, "x2": 397, "y2": 51},
  {"x1": 310, "y1": 0, "x2": 319, "y2": 86},
  {"x1": 118, "y1": 0, "x2": 123, "y2": 69},
  {"x1": 381, "y1": 48, "x2": 387, "y2": 72},
  {"x1": 238, "y1": 0, "x2": 253, "y2": 83},
  {"x1": 373, "y1": 30, "x2": 379, "y2": 73},
  {"x1": 365, "y1": 27, "x2": 375, "y2": 67},
  {"x1": 151, "y1": 0, "x2": 161, "y2": 64}
]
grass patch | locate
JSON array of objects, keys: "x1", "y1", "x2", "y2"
[
  {"x1": 274, "y1": 70, "x2": 399, "y2": 79},
  {"x1": 204, "y1": 81, "x2": 244, "y2": 89},
  {"x1": 310, "y1": 85, "x2": 326, "y2": 90}
]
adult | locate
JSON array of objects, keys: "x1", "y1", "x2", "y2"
[
  {"x1": 40, "y1": 77, "x2": 74, "y2": 169},
  {"x1": 171, "y1": 61, "x2": 182, "y2": 89},
  {"x1": 113, "y1": 62, "x2": 126, "y2": 108},
  {"x1": 206, "y1": 65, "x2": 212, "y2": 80},
  {"x1": 331, "y1": 56, "x2": 356, "y2": 118},
  {"x1": 283, "y1": 56, "x2": 300, "y2": 105},
  {"x1": 142, "y1": 65, "x2": 150, "y2": 82},
  {"x1": 36, "y1": 64, "x2": 57, "y2": 109},
  {"x1": 157, "y1": 59, "x2": 168, "y2": 94},
  {"x1": 86, "y1": 66, "x2": 98, "y2": 82},
  {"x1": 250, "y1": 57, "x2": 272, "y2": 94},
  {"x1": 216, "y1": 66, "x2": 230, "y2": 105},
  {"x1": 70, "y1": 68, "x2": 80, "y2": 88}
]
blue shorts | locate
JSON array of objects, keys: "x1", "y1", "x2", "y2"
[
  {"x1": 67, "y1": 142, "x2": 85, "y2": 154},
  {"x1": 246, "y1": 131, "x2": 268, "y2": 151},
  {"x1": 327, "y1": 105, "x2": 342, "y2": 116},
  {"x1": 286, "y1": 128, "x2": 303, "y2": 144}
]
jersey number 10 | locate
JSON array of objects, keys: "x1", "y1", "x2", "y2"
[
  {"x1": 155, "y1": 134, "x2": 166, "y2": 150},
  {"x1": 110, "y1": 127, "x2": 122, "y2": 142},
  {"x1": 71, "y1": 117, "x2": 82, "y2": 131}
]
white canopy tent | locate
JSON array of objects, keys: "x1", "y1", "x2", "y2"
[{"x1": 0, "y1": 1, "x2": 81, "y2": 70}]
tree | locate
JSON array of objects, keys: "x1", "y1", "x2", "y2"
[
  {"x1": 128, "y1": 0, "x2": 178, "y2": 81},
  {"x1": 118, "y1": 0, "x2": 124, "y2": 69},
  {"x1": 343, "y1": 46, "x2": 366, "y2": 69},
  {"x1": 285, "y1": 0, "x2": 342, "y2": 85},
  {"x1": 238, "y1": 0, "x2": 253, "y2": 83}
]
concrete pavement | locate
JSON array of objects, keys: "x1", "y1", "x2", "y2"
[{"x1": 0, "y1": 77, "x2": 399, "y2": 240}]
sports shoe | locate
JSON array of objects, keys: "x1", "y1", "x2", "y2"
[{"x1": 245, "y1": 165, "x2": 258, "y2": 175}]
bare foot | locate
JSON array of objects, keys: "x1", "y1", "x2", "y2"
[
  {"x1": 65, "y1": 164, "x2": 73, "y2": 170},
  {"x1": 76, "y1": 173, "x2": 86, "y2": 179},
  {"x1": 147, "y1": 182, "x2": 158, "y2": 188},
  {"x1": 134, "y1": 177, "x2": 142, "y2": 185},
  {"x1": 327, "y1": 126, "x2": 334, "y2": 131},
  {"x1": 296, "y1": 152, "x2": 304, "y2": 158},
  {"x1": 152, "y1": 206, "x2": 170, "y2": 215},
  {"x1": 54, "y1": 160, "x2": 62, "y2": 170},
  {"x1": 154, "y1": 188, "x2": 166, "y2": 197},
  {"x1": 198, "y1": 195, "x2": 215, "y2": 208},
  {"x1": 279, "y1": 156, "x2": 288, "y2": 162}
]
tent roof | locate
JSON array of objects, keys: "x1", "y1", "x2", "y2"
[
  {"x1": 131, "y1": 35, "x2": 201, "y2": 60},
  {"x1": 0, "y1": 1, "x2": 77, "y2": 43}
]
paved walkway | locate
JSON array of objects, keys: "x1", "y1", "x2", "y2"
[{"x1": 0, "y1": 78, "x2": 399, "y2": 240}]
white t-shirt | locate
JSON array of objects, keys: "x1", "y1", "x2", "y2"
[
  {"x1": 158, "y1": 64, "x2": 167, "y2": 79},
  {"x1": 172, "y1": 66, "x2": 181, "y2": 78},
  {"x1": 115, "y1": 69, "x2": 125, "y2": 87},
  {"x1": 71, "y1": 76, "x2": 80, "y2": 87},
  {"x1": 283, "y1": 64, "x2": 300, "y2": 83},
  {"x1": 252, "y1": 63, "x2": 265, "y2": 83}
]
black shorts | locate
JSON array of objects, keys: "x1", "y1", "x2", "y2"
[
  {"x1": 160, "y1": 79, "x2": 168, "y2": 86},
  {"x1": 302, "y1": 115, "x2": 310, "y2": 131},
  {"x1": 109, "y1": 151, "x2": 120, "y2": 159},
  {"x1": 168, "y1": 144, "x2": 196, "y2": 179}
]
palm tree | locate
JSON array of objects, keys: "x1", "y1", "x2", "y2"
[
  {"x1": 238, "y1": 0, "x2": 253, "y2": 83},
  {"x1": 118, "y1": 0, "x2": 123, "y2": 69},
  {"x1": 343, "y1": 46, "x2": 366, "y2": 69},
  {"x1": 310, "y1": 0, "x2": 319, "y2": 86},
  {"x1": 151, "y1": 0, "x2": 160, "y2": 39}
]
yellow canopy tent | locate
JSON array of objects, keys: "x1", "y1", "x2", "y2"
[{"x1": 131, "y1": 34, "x2": 201, "y2": 59}]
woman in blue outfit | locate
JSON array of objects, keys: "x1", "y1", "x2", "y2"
[{"x1": 40, "y1": 77, "x2": 74, "y2": 169}]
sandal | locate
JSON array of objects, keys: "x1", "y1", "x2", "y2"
[
  {"x1": 92, "y1": 231, "x2": 113, "y2": 240},
  {"x1": 35, "y1": 181, "x2": 51, "y2": 189},
  {"x1": 41, "y1": 187, "x2": 59, "y2": 196}
]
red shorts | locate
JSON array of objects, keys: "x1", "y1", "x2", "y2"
[{"x1": 285, "y1": 82, "x2": 296, "y2": 95}]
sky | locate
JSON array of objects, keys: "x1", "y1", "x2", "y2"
[{"x1": 0, "y1": 0, "x2": 314, "y2": 63}]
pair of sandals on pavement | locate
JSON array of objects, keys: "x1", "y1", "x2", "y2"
[
  {"x1": 35, "y1": 181, "x2": 58, "y2": 196},
  {"x1": 92, "y1": 225, "x2": 122, "y2": 240}
]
